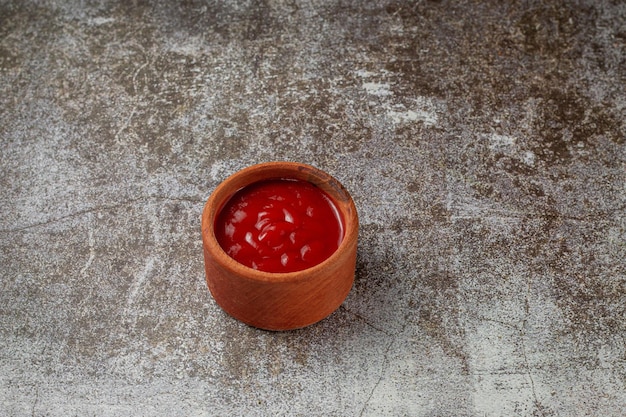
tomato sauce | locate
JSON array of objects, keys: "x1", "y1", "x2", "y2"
[{"x1": 215, "y1": 179, "x2": 344, "y2": 273}]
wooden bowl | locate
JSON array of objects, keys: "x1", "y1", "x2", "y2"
[{"x1": 201, "y1": 161, "x2": 359, "y2": 331}]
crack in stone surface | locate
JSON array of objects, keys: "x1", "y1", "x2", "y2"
[{"x1": 0, "y1": 195, "x2": 205, "y2": 233}]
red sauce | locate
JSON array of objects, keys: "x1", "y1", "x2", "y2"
[{"x1": 215, "y1": 179, "x2": 344, "y2": 273}]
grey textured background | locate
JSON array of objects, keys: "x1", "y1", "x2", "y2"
[{"x1": 1, "y1": 0, "x2": 625, "y2": 416}]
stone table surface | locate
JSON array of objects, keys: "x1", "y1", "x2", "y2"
[{"x1": 1, "y1": 1, "x2": 625, "y2": 416}]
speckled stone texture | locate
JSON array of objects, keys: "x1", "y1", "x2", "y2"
[{"x1": 1, "y1": 0, "x2": 624, "y2": 416}]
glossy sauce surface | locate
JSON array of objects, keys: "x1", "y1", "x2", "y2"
[{"x1": 215, "y1": 179, "x2": 344, "y2": 273}]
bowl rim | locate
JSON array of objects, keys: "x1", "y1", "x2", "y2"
[{"x1": 201, "y1": 161, "x2": 359, "y2": 284}]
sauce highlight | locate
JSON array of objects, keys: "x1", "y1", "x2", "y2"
[{"x1": 215, "y1": 179, "x2": 343, "y2": 273}]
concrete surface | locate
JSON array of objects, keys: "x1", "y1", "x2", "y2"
[{"x1": 1, "y1": 0, "x2": 625, "y2": 416}]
